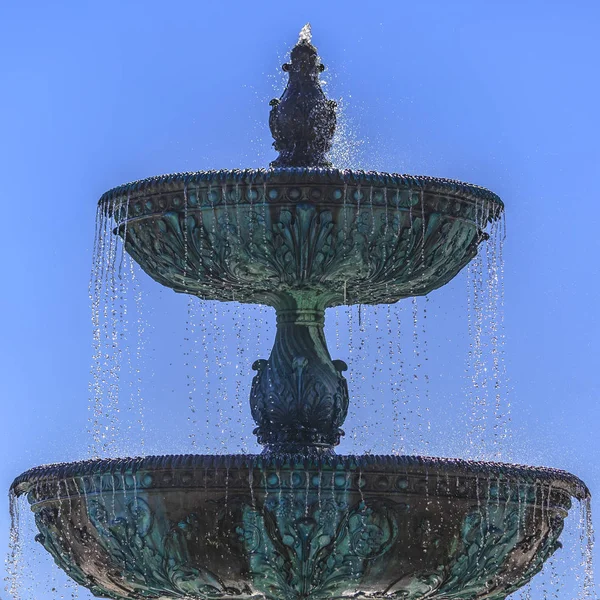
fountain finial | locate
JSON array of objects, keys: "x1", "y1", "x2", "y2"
[
  {"x1": 269, "y1": 27, "x2": 337, "y2": 168},
  {"x1": 298, "y1": 22, "x2": 312, "y2": 44}
]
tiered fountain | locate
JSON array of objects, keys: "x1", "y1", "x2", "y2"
[{"x1": 10, "y1": 27, "x2": 589, "y2": 600}]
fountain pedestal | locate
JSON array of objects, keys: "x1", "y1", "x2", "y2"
[{"x1": 250, "y1": 302, "x2": 349, "y2": 453}]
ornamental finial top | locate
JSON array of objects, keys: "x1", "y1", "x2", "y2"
[
  {"x1": 269, "y1": 25, "x2": 337, "y2": 168},
  {"x1": 298, "y1": 22, "x2": 312, "y2": 44}
]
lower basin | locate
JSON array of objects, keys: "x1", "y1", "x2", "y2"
[{"x1": 12, "y1": 454, "x2": 586, "y2": 600}]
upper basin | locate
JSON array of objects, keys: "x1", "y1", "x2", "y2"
[
  {"x1": 12, "y1": 454, "x2": 584, "y2": 600},
  {"x1": 100, "y1": 168, "x2": 503, "y2": 309}
]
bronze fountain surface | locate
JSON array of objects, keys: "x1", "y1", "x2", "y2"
[{"x1": 11, "y1": 25, "x2": 589, "y2": 600}]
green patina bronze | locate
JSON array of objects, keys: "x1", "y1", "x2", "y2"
[
  {"x1": 10, "y1": 26, "x2": 589, "y2": 600},
  {"x1": 12, "y1": 455, "x2": 586, "y2": 600}
]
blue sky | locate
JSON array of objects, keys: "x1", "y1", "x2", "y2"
[{"x1": 1, "y1": 1, "x2": 599, "y2": 597}]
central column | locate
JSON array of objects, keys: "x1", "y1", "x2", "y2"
[{"x1": 250, "y1": 299, "x2": 349, "y2": 455}]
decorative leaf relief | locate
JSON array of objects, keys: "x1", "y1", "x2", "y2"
[
  {"x1": 238, "y1": 496, "x2": 397, "y2": 600},
  {"x1": 27, "y1": 476, "x2": 570, "y2": 600},
  {"x1": 250, "y1": 349, "x2": 349, "y2": 447},
  {"x1": 122, "y1": 197, "x2": 480, "y2": 306},
  {"x1": 84, "y1": 496, "x2": 249, "y2": 599}
]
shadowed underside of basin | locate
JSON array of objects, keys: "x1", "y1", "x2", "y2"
[
  {"x1": 12, "y1": 454, "x2": 587, "y2": 600},
  {"x1": 100, "y1": 169, "x2": 503, "y2": 309}
]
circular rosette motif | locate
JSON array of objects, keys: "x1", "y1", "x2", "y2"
[
  {"x1": 12, "y1": 454, "x2": 586, "y2": 600},
  {"x1": 100, "y1": 168, "x2": 503, "y2": 309},
  {"x1": 348, "y1": 503, "x2": 396, "y2": 559}
]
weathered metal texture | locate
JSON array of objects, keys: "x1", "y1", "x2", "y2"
[
  {"x1": 100, "y1": 169, "x2": 502, "y2": 451},
  {"x1": 9, "y1": 27, "x2": 589, "y2": 600},
  {"x1": 250, "y1": 307, "x2": 349, "y2": 450},
  {"x1": 12, "y1": 455, "x2": 587, "y2": 600},
  {"x1": 101, "y1": 169, "x2": 503, "y2": 309},
  {"x1": 269, "y1": 27, "x2": 336, "y2": 168}
]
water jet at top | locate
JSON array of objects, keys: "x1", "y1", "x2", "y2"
[{"x1": 8, "y1": 26, "x2": 592, "y2": 600}]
